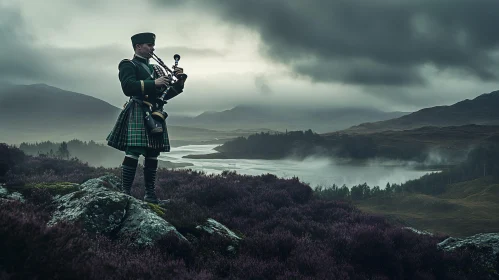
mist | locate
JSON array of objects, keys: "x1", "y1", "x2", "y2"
[{"x1": 159, "y1": 145, "x2": 431, "y2": 189}]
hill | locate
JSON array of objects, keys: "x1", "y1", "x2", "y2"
[
  {"x1": 0, "y1": 83, "x2": 122, "y2": 143},
  {"x1": 0, "y1": 84, "x2": 273, "y2": 145},
  {"x1": 314, "y1": 142, "x2": 499, "y2": 237},
  {"x1": 341, "y1": 90, "x2": 499, "y2": 134},
  {"x1": 0, "y1": 83, "x2": 121, "y2": 121},
  {"x1": 355, "y1": 176, "x2": 499, "y2": 237},
  {"x1": 0, "y1": 144, "x2": 497, "y2": 279}
]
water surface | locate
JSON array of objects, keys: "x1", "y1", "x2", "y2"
[{"x1": 160, "y1": 145, "x2": 434, "y2": 189}]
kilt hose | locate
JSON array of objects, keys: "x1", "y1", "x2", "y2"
[{"x1": 106, "y1": 100, "x2": 170, "y2": 152}]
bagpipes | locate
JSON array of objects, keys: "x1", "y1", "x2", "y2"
[{"x1": 143, "y1": 53, "x2": 188, "y2": 135}]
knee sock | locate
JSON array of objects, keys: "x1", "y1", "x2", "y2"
[
  {"x1": 121, "y1": 155, "x2": 138, "y2": 194},
  {"x1": 144, "y1": 157, "x2": 158, "y2": 170}
]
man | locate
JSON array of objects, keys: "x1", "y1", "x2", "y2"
[{"x1": 106, "y1": 32, "x2": 187, "y2": 204}]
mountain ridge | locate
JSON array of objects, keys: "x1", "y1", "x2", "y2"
[
  {"x1": 340, "y1": 90, "x2": 499, "y2": 134},
  {"x1": 0, "y1": 83, "x2": 121, "y2": 122},
  {"x1": 167, "y1": 104, "x2": 410, "y2": 132}
]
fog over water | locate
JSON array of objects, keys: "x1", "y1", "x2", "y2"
[{"x1": 159, "y1": 145, "x2": 434, "y2": 189}]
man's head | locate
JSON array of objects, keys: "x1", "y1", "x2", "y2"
[{"x1": 131, "y1": 32, "x2": 156, "y2": 58}]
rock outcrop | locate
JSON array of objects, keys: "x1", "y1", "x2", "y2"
[
  {"x1": 438, "y1": 233, "x2": 499, "y2": 278},
  {"x1": 47, "y1": 175, "x2": 187, "y2": 247},
  {"x1": 1, "y1": 175, "x2": 242, "y2": 250},
  {"x1": 0, "y1": 184, "x2": 24, "y2": 202}
]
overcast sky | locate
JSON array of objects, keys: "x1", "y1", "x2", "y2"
[{"x1": 2, "y1": 0, "x2": 499, "y2": 116}]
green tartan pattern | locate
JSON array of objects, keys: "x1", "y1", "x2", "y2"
[{"x1": 106, "y1": 101, "x2": 170, "y2": 152}]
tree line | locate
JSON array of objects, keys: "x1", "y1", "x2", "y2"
[
  {"x1": 19, "y1": 141, "x2": 73, "y2": 159},
  {"x1": 216, "y1": 129, "x2": 327, "y2": 159},
  {"x1": 216, "y1": 130, "x2": 418, "y2": 160},
  {"x1": 314, "y1": 143, "x2": 499, "y2": 200},
  {"x1": 18, "y1": 140, "x2": 123, "y2": 167}
]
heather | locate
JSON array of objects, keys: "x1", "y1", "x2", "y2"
[{"x1": 0, "y1": 143, "x2": 495, "y2": 279}]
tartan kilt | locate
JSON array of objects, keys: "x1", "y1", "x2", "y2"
[{"x1": 106, "y1": 101, "x2": 170, "y2": 152}]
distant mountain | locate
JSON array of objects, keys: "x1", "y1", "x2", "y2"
[
  {"x1": 341, "y1": 90, "x2": 499, "y2": 134},
  {"x1": 167, "y1": 104, "x2": 409, "y2": 133},
  {"x1": 0, "y1": 84, "x2": 122, "y2": 143},
  {"x1": 0, "y1": 83, "x2": 121, "y2": 123},
  {"x1": 0, "y1": 84, "x2": 276, "y2": 145}
]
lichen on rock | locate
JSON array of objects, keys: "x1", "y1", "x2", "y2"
[
  {"x1": 48, "y1": 188, "x2": 129, "y2": 235},
  {"x1": 438, "y1": 233, "x2": 499, "y2": 278},
  {"x1": 0, "y1": 185, "x2": 25, "y2": 202},
  {"x1": 117, "y1": 200, "x2": 187, "y2": 247},
  {"x1": 3, "y1": 174, "x2": 244, "y2": 253},
  {"x1": 48, "y1": 174, "x2": 187, "y2": 247},
  {"x1": 196, "y1": 218, "x2": 242, "y2": 243}
]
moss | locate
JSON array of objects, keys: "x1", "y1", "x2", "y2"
[
  {"x1": 147, "y1": 203, "x2": 166, "y2": 217},
  {"x1": 3, "y1": 182, "x2": 79, "y2": 201},
  {"x1": 30, "y1": 182, "x2": 80, "y2": 196}
]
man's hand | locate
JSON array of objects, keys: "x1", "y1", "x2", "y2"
[
  {"x1": 154, "y1": 76, "x2": 170, "y2": 88},
  {"x1": 173, "y1": 66, "x2": 187, "y2": 82},
  {"x1": 173, "y1": 66, "x2": 183, "y2": 75}
]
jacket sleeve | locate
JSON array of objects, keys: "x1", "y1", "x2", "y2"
[
  {"x1": 163, "y1": 80, "x2": 185, "y2": 101},
  {"x1": 118, "y1": 60, "x2": 156, "y2": 97}
]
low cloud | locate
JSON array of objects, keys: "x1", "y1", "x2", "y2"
[{"x1": 254, "y1": 74, "x2": 272, "y2": 95}]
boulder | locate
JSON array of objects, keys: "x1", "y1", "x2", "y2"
[
  {"x1": 1, "y1": 174, "x2": 243, "y2": 251},
  {"x1": 195, "y1": 218, "x2": 242, "y2": 253},
  {"x1": 438, "y1": 233, "x2": 499, "y2": 278},
  {"x1": 0, "y1": 186, "x2": 7, "y2": 197},
  {"x1": 0, "y1": 185, "x2": 25, "y2": 202},
  {"x1": 48, "y1": 175, "x2": 187, "y2": 247}
]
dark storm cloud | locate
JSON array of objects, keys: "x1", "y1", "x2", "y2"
[
  {"x1": 0, "y1": 5, "x2": 126, "y2": 105},
  {"x1": 293, "y1": 57, "x2": 425, "y2": 86},
  {"x1": 0, "y1": 7, "x2": 122, "y2": 96},
  {"x1": 154, "y1": 0, "x2": 499, "y2": 86},
  {"x1": 155, "y1": 46, "x2": 225, "y2": 58},
  {"x1": 0, "y1": 6, "x2": 53, "y2": 83}
]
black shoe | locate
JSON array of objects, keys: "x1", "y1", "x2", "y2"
[{"x1": 143, "y1": 167, "x2": 158, "y2": 202}]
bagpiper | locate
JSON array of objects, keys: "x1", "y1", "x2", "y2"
[{"x1": 106, "y1": 32, "x2": 187, "y2": 204}]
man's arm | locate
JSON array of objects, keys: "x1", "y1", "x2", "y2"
[
  {"x1": 118, "y1": 60, "x2": 156, "y2": 97},
  {"x1": 163, "y1": 67, "x2": 186, "y2": 100}
]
